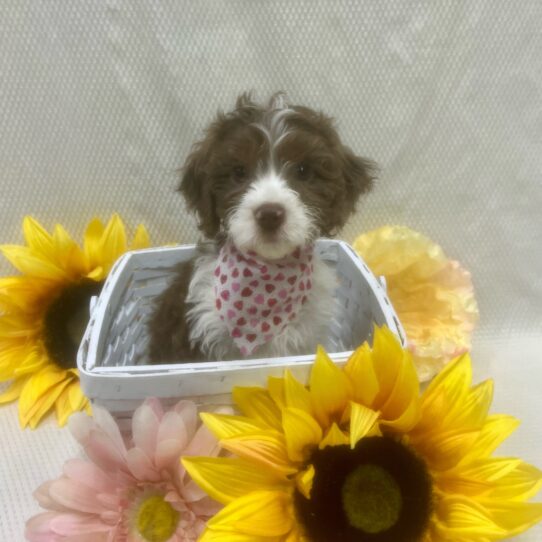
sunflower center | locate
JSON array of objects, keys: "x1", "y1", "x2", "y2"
[
  {"x1": 341, "y1": 464, "x2": 402, "y2": 534},
  {"x1": 136, "y1": 495, "x2": 180, "y2": 542},
  {"x1": 43, "y1": 279, "x2": 103, "y2": 369},
  {"x1": 295, "y1": 436, "x2": 432, "y2": 542}
]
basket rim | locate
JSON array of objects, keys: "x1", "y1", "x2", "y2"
[{"x1": 77, "y1": 239, "x2": 406, "y2": 376}]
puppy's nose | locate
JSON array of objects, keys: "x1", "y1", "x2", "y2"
[{"x1": 254, "y1": 203, "x2": 286, "y2": 232}]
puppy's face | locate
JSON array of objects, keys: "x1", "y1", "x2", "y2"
[{"x1": 180, "y1": 93, "x2": 374, "y2": 260}]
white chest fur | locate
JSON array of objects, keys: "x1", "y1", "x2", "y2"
[{"x1": 185, "y1": 250, "x2": 338, "y2": 360}]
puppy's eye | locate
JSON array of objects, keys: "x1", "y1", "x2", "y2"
[
  {"x1": 295, "y1": 163, "x2": 310, "y2": 180},
  {"x1": 232, "y1": 165, "x2": 247, "y2": 182}
]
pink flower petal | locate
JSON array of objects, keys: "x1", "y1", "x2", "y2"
[
  {"x1": 91, "y1": 406, "x2": 127, "y2": 456},
  {"x1": 84, "y1": 429, "x2": 129, "y2": 473},
  {"x1": 172, "y1": 401, "x2": 197, "y2": 440},
  {"x1": 132, "y1": 401, "x2": 161, "y2": 459},
  {"x1": 48, "y1": 478, "x2": 107, "y2": 514},
  {"x1": 63, "y1": 459, "x2": 114, "y2": 493},
  {"x1": 189, "y1": 496, "x2": 222, "y2": 518},
  {"x1": 143, "y1": 397, "x2": 164, "y2": 418},
  {"x1": 183, "y1": 425, "x2": 220, "y2": 458},
  {"x1": 157, "y1": 411, "x2": 188, "y2": 450},
  {"x1": 155, "y1": 438, "x2": 184, "y2": 471},
  {"x1": 68, "y1": 412, "x2": 95, "y2": 445},
  {"x1": 50, "y1": 513, "x2": 112, "y2": 535},
  {"x1": 126, "y1": 447, "x2": 161, "y2": 482},
  {"x1": 33, "y1": 480, "x2": 71, "y2": 513},
  {"x1": 25, "y1": 511, "x2": 57, "y2": 541},
  {"x1": 180, "y1": 479, "x2": 207, "y2": 503}
]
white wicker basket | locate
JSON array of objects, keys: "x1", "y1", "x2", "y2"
[{"x1": 77, "y1": 239, "x2": 405, "y2": 416}]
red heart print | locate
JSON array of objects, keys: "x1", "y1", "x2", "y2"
[
  {"x1": 265, "y1": 284, "x2": 275, "y2": 293},
  {"x1": 234, "y1": 300, "x2": 244, "y2": 310},
  {"x1": 254, "y1": 294, "x2": 265, "y2": 304},
  {"x1": 250, "y1": 280, "x2": 259, "y2": 288},
  {"x1": 243, "y1": 268, "x2": 253, "y2": 277},
  {"x1": 260, "y1": 265, "x2": 268, "y2": 274},
  {"x1": 278, "y1": 289, "x2": 287, "y2": 299},
  {"x1": 248, "y1": 306, "x2": 258, "y2": 315},
  {"x1": 300, "y1": 281, "x2": 305, "y2": 291},
  {"x1": 220, "y1": 274, "x2": 227, "y2": 284},
  {"x1": 214, "y1": 266, "x2": 220, "y2": 277},
  {"x1": 232, "y1": 327, "x2": 242, "y2": 338},
  {"x1": 302, "y1": 295, "x2": 307, "y2": 304},
  {"x1": 300, "y1": 263, "x2": 307, "y2": 272},
  {"x1": 247, "y1": 334, "x2": 257, "y2": 343},
  {"x1": 268, "y1": 298, "x2": 277, "y2": 307},
  {"x1": 293, "y1": 248, "x2": 301, "y2": 258},
  {"x1": 262, "y1": 309, "x2": 271, "y2": 317},
  {"x1": 220, "y1": 290, "x2": 230, "y2": 301},
  {"x1": 285, "y1": 303, "x2": 292, "y2": 313},
  {"x1": 262, "y1": 322, "x2": 270, "y2": 332},
  {"x1": 232, "y1": 268, "x2": 240, "y2": 278},
  {"x1": 307, "y1": 279, "x2": 312, "y2": 289},
  {"x1": 262, "y1": 274, "x2": 271, "y2": 280},
  {"x1": 287, "y1": 276, "x2": 296, "y2": 285},
  {"x1": 241, "y1": 287, "x2": 253, "y2": 297},
  {"x1": 227, "y1": 309, "x2": 235, "y2": 319},
  {"x1": 237, "y1": 317, "x2": 247, "y2": 326},
  {"x1": 273, "y1": 316, "x2": 282, "y2": 326},
  {"x1": 232, "y1": 282, "x2": 241, "y2": 292},
  {"x1": 274, "y1": 272, "x2": 285, "y2": 281},
  {"x1": 215, "y1": 299, "x2": 222, "y2": 310}
]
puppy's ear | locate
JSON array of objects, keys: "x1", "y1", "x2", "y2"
[
  {"x1": 179, "y1": 142, "x2": 220, "y2": 238},
  {"x1": 341, "y1": 146, "x2": 376, "y2": 215}
]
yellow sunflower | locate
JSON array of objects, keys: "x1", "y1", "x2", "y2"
[
  {"x1": 183, "y1": 327, "x2": 542, "y2": 541},
  {"x1": 0, "y1": 214, "x2": 150, "y2": 428}
]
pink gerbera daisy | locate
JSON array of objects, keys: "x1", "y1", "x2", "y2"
[{"x1": 25, "y1": 398, "x2": 227, "y2": 542}]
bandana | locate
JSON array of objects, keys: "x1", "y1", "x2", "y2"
[{"x1": 214, "y1": 241, "x2": 314, "y2": 356}]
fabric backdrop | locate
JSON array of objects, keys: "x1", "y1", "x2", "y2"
[{"x1": 1, "y1": 1, "x2": 541, "y2": 540}]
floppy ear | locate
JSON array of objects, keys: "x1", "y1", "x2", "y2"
[
  {"x1": 341, "y1": 146, "x2": 376, "y2": 215},
  {"x1": 178, "y1": 142, "x2": 221, "y2": 238}
]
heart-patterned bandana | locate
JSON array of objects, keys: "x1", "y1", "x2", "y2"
[{"x1": 214, "y1": 241, "x2": 314, "y2": 356}]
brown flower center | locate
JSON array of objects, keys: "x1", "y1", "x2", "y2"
[{"x1": 43, "y1": 279, "x2": 103, "y2": 369}]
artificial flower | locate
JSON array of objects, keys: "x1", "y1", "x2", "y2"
[
  {"x1": 183, "y1": 326, "x2": 542, "y2": 542},
  {"x1": 353, "y1": 225, "x2": 479, "y2": 381},
  {"x1": 25, "y1": 398, "x2": 227, "y2": 542},
  {"x1": 0, "y1": 214, "x2": 150, "y2": 428}
]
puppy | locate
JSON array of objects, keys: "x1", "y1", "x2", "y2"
[{"x1": 149, "y1": 93, "x2": 374, "y2": 363}]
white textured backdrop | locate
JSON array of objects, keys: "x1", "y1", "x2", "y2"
[{"x1": 1, "y1": 1, "x2": 541, "y2": 540}]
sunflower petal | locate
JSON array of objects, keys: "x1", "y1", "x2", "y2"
[
  {"x1": 319, "y1": 422, "x2": 349, "y2": 449},
  {"x1": 199, "y1": 529, "x2": 279, "y2": 542},
  {"x1": 233, "y1": 387, "x2": 283, "y2": 431},
  {"x1": 283, "y1": 370, "x2": 312, "y2": 415},
  {"x1": 130, "y1": 224, "x2": 150, "y2": 250},
  {"x1": 310, "y1": 346, "x2": 351, "y2": 427},
  {"x1": 181, "y1": 457, "x2": 286, "y2": 505},
  {"x1": 267, "y1": 376, "x2": 286, "y2": 409},
  {"x1": 344, "y1": 342, "x2": 380, "y2": 406},
  {"x1": 83, "y1": 218, "x2": 105, "y2": 273},
  {"x1": 349, "y1": 403, "x2": 379, "y2": 449},
  {"x1": 22, "y1": 217, "x2": 54, "y2": 256},
  {"x1": 434, "y1": 496, "x2": 507, "y2": 539},
  {"x1": 0, "y1": 377, "x2": 27, "y2": 404},
  {"x1": 295, "y1": 465, "x2": 315, "y2": 499},
  {"x1": 99, "y1": 214, "x2": 127, "y2": 271},
  {"x1": 220, "y1": 432, "x2": 296, "y2": 476},
  {"x1": 0, "y1": 245, "x2": 67, "y2": 280},
  {"x1": 200, "y1": 412, "x2": 269, "y2": 441},
  {"x1": 282, "y1": 407, "x2": 322, "y2": 463},
  {"x1": 484, "y1": 500, "x2": 542, "y2": 536},
  {"x1": 461, "y1": 415, "x2": 520, "y2": 464},
  {"x1": 206, "y1": 490, "x2": 293, "y2": 536}
]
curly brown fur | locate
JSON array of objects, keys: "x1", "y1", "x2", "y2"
[{"x1": 148, "y1": 92, "x2": 375, "y2": 363}]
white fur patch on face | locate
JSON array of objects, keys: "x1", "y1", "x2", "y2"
[{"x1": 227, "y1": 174, "x2": 315, "y2": 260}]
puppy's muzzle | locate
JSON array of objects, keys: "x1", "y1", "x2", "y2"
[{"x1": 254, "y1": 203, "x2": 285, "y2": 233}]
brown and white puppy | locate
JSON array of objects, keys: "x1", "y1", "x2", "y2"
[{"x1": 148, "y1": 93, "x2": 374, "y2": 363}]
